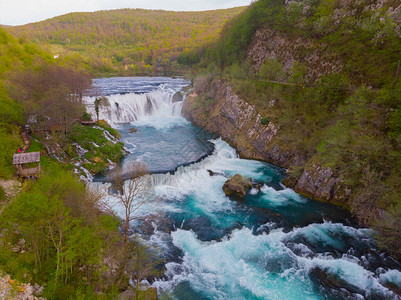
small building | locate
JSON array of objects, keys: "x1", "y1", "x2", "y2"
[{"x1": 13, "y1": 152, "x2": 41, "y2": 179}]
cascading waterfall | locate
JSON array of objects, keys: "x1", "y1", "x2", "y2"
[
  {"x1": 84, "y1": 89, "x2": 184, "y2": 126},
  {"x1": 149, "y1": 138, "x2": 238, "y2": 189}
]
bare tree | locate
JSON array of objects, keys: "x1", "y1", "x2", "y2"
[{"x1": 100, "y1": 161, "x2": 158, "y2": 287}]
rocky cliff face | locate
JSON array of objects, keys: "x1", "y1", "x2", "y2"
[
  {"x1": 183, "y1": 79, "x2": 285, "y2": 164},
  {"x1": 294, "y1": 164, "x2": 351, "y2": 205},
  {"x1": 247, "y1": 28, "x2": 344, "y2": 81},
  {"x1": 183, "y1": 79, "x2": 349, "y2": 205}
]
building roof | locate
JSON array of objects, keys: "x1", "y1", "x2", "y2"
[{"x1": 13, "y1": 152, "x2": 40, "y2": 164}]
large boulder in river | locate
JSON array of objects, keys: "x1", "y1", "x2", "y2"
[
  {"x1": 222, "y1": 174, "x2": 252, "y2": 199},
  {"x1": 172, "y1": 92, "x2": 184, "y2": 103}
]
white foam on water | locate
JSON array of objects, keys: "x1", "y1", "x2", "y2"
[
  {"x1": 298, "y1": 255, "x2": 393, "y2": 298},
  {"x1": 249, "y1": 188, "x2": 259, "y2": 195},
  {"x1": 284, "y1": 221, "x2": 373, "y2": 254},
  {"x1": 84, "y1": 89, "x2": 187, "y2": 129},
  {"x1": 90, "y1": 138, "x2": 401, "y2": 300},
  {"x1": 153, "y1": 227, "x2": 320, "y2": 300},
  {"x1": 380, "y1": 269, "x2": 401, "y2": 287},
  {"x1": 152, "y1": 223, "x2": 400, "y2": 299},
  {"x1": 258, "y1": 185, "x2": 306, "y2": 206}
]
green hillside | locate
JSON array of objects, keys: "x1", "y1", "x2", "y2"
[
  {"x1": 0, "y1": 27, "x2": 149, "y2": 298},
  {"x1": 183, "y1": 0, "x2": 401, "y2": 258},
  {"x1": 9, "y1": 7, "x2": 245, "y2": 76},
  {"x1": 0, "y1": 28, "x2": 52, "y2": 177}
]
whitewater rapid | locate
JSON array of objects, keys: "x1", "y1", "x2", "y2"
[{"x1": 87, "y1": 77, "x2": 401, "y2": 300}]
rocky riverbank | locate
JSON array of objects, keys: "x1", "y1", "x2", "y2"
[
  {"x1": 0, "y1": 273, "x2": 44, "y2": 300},
  {"x1": 182, "y1": 79, "x2": 350, "y2": 206}
]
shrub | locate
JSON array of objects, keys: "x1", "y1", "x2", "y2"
[
  {"x1": 258, "y1": 58, "x2": 287, "y2": 81},
  {"x1": 261, "y1": 117, "x2": 270, "y2": 125},
  {"x1": 82, "y1": 111, "x2": 92, "y2": 121},
  {"x1": 194, "y1": 73, "x2": 213, "y2": 94},
  {"x1": 0, "y1": 186, "x2": 5, "y2": 200}
]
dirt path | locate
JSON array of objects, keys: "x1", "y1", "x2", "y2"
[{"x1": 21, "y1": 131, "x2": 31, "y2": 153}]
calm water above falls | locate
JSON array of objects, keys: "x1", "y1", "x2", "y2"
[{"x1": 88, "y1": 77, "x2": 401, "y2": 300}]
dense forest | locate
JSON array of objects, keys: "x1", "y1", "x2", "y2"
[
  {"x1": 180, "y1": 0, "x2": 401, "y2": 259},
  {"x1": 0, "y1": 27, "x2": 158, "y2": 298},
  {"x1": 9, "y1": 7, "x2": 245, "y2": 76}
]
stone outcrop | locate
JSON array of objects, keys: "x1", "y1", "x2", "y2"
[
  {"x1": 222, "y1": 174, "x2": 252, "y2": 199},
  {"x1": 295, "y1": 164, "x2": 351, "y2": 205},
  {"x1": 247, "y1": 28, "x2": 344, "y2": 81},
  {"x1": 182, "y1": 79, "x2": 304, "y2": 168},
  {"x1": 183, "y1": 79, "x2": 293, "y2": 165},
  {"x1": 0, "y1": 273, "x2": 44, "y2": 300},
  {"x1": 182, "y1": 79, "x2": 349, "y2": 205}
]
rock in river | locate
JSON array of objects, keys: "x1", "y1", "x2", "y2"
[
  {"x1": 222, "y1": 174, "x2": 252, "y2": 199},
  {"x1": 172, "y1": 91, "x2": 184, "y2": 103}
]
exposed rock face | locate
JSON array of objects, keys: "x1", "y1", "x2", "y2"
[
  {"x1": 183, "y1": 79, "x2": 303, "y2": 168},
  {"x1": 183, "y1": 79, "x2": 290, "y2": 164},
  {"x1": 295, "y1": 164, "x2": 350, "y2": 205},
  {"x1": 222, "y1": 174, "x2": 252, "y2": 199},
  {"x1": 247, "y1": 28, "x2": 344, "y2": 81},
  {"x1": 172, "y1": 91, "x2": 184, "y2": 103},
  {"x1": 0, "y1": 273, "x2": 44, "y2": 300},
  {"x1": 182, "y1": 79, "x2": 349, "y2": 205}
]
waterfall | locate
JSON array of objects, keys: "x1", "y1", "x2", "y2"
[
  {"x1": 84, "y1": 89, "x2": 184, "y2": 125},
  {"x1": 149, "y1": 138, "x2": 238, "y2": 190}
]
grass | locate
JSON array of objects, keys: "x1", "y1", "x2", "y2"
[
  {"x1": 68, "y1": 124, "x2": 125, "y2": 174},
  {"x1": 27, "y1": 138, "x2": 42, "y2": 153}
]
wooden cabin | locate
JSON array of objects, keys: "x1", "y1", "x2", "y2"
[{"x1": 13, "y1": 152, "x2": 41, "y2": 179}]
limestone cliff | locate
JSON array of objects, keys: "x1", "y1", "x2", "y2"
[{"x1": 183, "y1": 79, "x2": 349, "y2": 206}]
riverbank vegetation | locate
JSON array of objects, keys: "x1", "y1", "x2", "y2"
[
  {"x1": 9, "y1": 7, "x2": 245, "y2": 77},
  {"x1": 181, "y1": 0, "x2": 401, "y2": 259},
  {"x1": 0, "y1": 27, "x2": 159, "y2": 298}
]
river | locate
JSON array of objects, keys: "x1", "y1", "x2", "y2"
[{"x1": 85, "y1": 77, "x2": 401, "y2": 300}]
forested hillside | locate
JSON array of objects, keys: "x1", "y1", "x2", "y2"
[
  {"x1": 0, "y1": 28, "x2": 51, "y2": 177},
  {"x1": 0, "y1": 27, "x2": 153, "y2": 298},
  {"x1": 181, "y1": 0, "x2": 401, "y2": 258},
  {"x1": 9, "y1": 7, "x2": 245, "y2": 76}
]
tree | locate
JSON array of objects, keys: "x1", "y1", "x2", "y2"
[
  {"x1": 5, "y1": 62, "x2": 91, "y2": 135},
  {"x1": 94, "y1": 96, "x2": 109, "y2": 122},
  {"x1": 0, "y1": 165, "x2": 123, "y2": 296},
  {"x1": 94, "y1": 98, "x2": 102, "y2": 122},
  {"x1": 100, "y1": 162, "x2": 157, "y2": 287}
]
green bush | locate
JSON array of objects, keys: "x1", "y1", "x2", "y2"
[
  {"x1": 258, "y1": 58, "x2": 287, "y2": 81},
  {"x1": 0, "y1": 186, "x2": 5, "y2": 201},
  {"x1": 81, "y1": 111, "x2": 92, "y2": 121},
  {"x1": 261, "y1": 117, "x2": 270, "y2": 125}
]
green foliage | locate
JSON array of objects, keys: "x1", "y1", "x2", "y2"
[
  {"x1": 28, "y1": 138, "x2": 42, "y2": 153},
  {"x1": 258, "y1": 58, "x2": 287, "y2": 81},
  {"x1": 68, "y1": 124, "x2": 125, "y2": 173},
  {"x1": 0, "y1": 186, "x2": 5, "y2": 201},
  {"x1": 9, "y1": 7, "x2": 245, "y2": 76},
  {"x1": 0, "y1": 125, "x2": 20, "y2": 178},
  {"x1": 194, "y1": 0, "x2": 401, "y2": 88},
  {"x1": 0, "y1": 164, "x2": 122, "y2": 296},
  {"x1": 211, "y1": 0, "x2": 286, "y2": 67},
  {"x1": 81, "y1": 111, "x2": 92, "y2": 121},
  {"x1": 0, "y1": 83, "x2": 22, "y2": 125},
  {"x1": 260, "y1": 117, "x2": 270, "y2": 125},
  {"x1": 389, "y1": 107, "x2": 401, "y2": 138}
]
